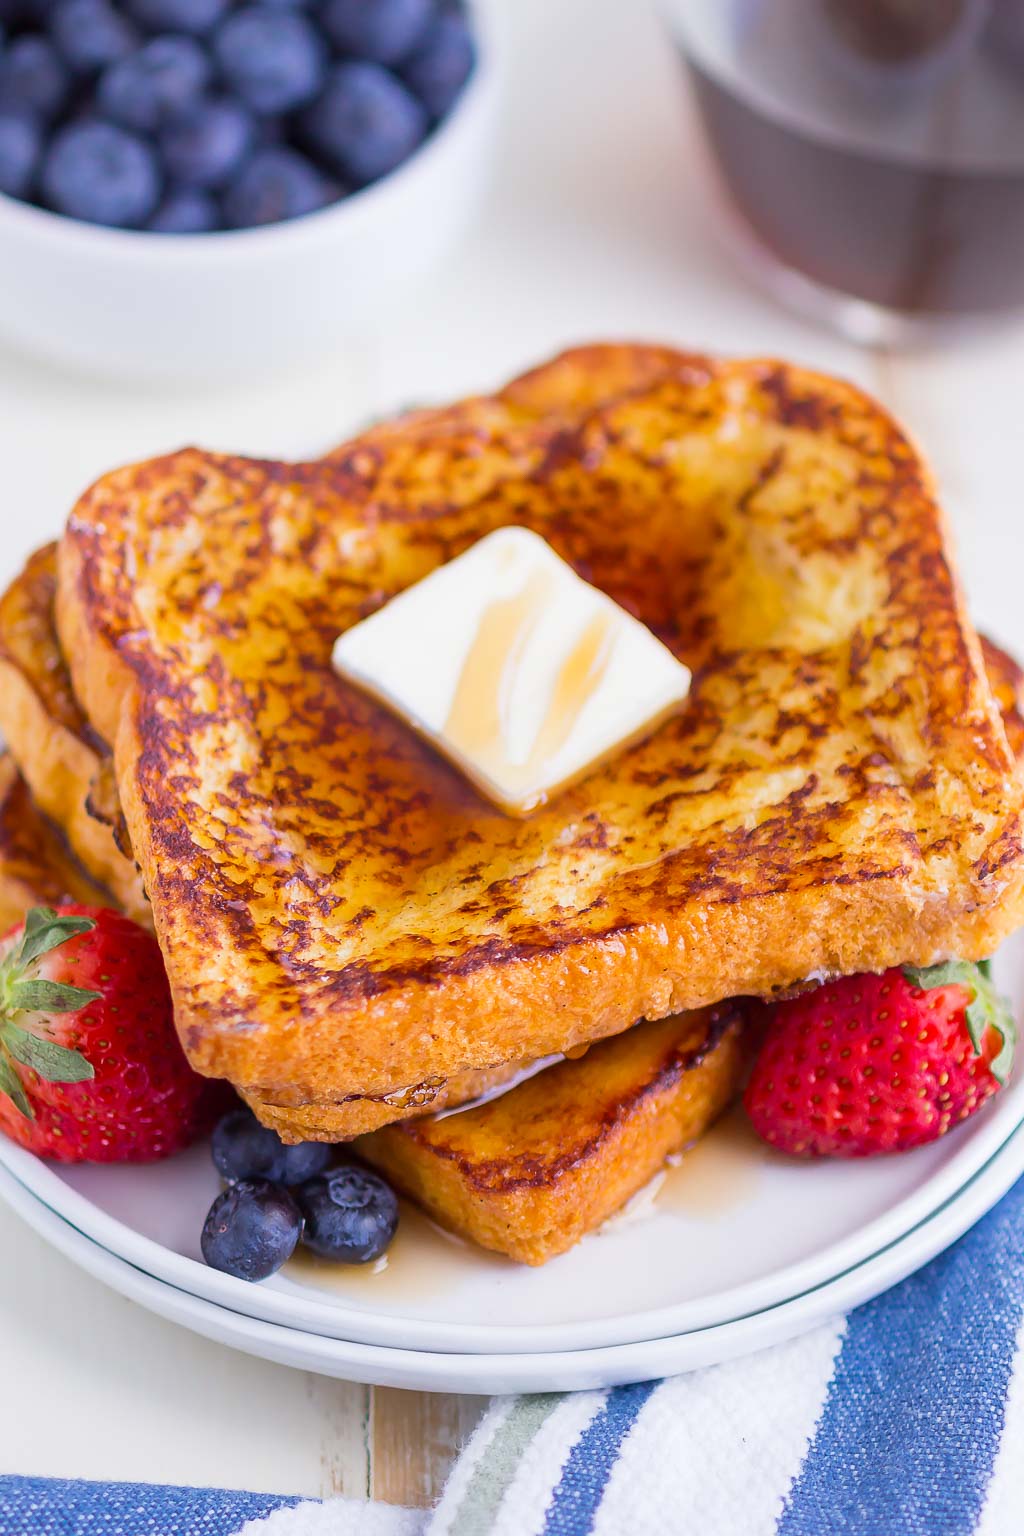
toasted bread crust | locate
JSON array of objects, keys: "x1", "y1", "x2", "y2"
[
  {"x1": 982, "y1": 637, "x2": 1024, "y2": 762},
  {"x1": 240, "y1": 1060, "x2": 535, "y2": 1140},
  {"x1": 57, "y1": 346, "x2": 1024, "y2": 1110},
  {"x1": 0, "y1": 547, "x2": 149, "y2": 926},
  {"x1": 0, "y1": 755, "x2": 111, "y2": 929},
  {"x1": 359, "y1": 1005, "x2": 749, "y2": 1264}
]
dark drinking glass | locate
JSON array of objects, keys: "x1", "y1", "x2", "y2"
[{"x1": 665, "y1": 0, "x2": 1024, "y2": 337}]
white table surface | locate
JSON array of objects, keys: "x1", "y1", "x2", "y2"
[{"x1": 1, "y1": 0, "x2": 1023, "y2": 1503}]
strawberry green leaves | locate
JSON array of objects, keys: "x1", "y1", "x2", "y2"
[
  {"x1": 3, "y1": 1026, "x2": 95, "y2": 1082},
  {"x1": 903, "y1": 959, "x2": 1017, "y2": 1084},
  {"x1": 16, "y1": 907, "x2": 97, "y2": 968},
  {"x1": 5, "y1": 978, "x2": 102, "y2": 1014},
  {"x1": 0, "y1": 1055, "x2": 32, "y2": 1119},
  {"x1": 0, "y1": 906, "x2": 99, "y2": 1119}
]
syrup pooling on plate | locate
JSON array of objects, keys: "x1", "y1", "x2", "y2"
[
  {"x1": 284, "y1": 1200, "x2": 511, "y2": 1302},
  {"x1": 286, "y1": 1110, "x2": 767, "y2": 1298},
  {"x1": 659, "y1": 1106, "x2": 773, "y2": 1219}
]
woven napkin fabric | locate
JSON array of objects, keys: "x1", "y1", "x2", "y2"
[
  {"x1": 5, "y1": 1173, "x2": 1024, "y2": 1536},
  {"x1": 422, "y1": 1172, "x2": 1024, "y2": 1536}
]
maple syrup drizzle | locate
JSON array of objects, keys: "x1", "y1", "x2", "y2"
[
  {"x1": 443, "y1": 567, "x2": 616, "y2": 797},
  {"x1": 530, "y1": 611, "x2": 616, "y2": 772}
]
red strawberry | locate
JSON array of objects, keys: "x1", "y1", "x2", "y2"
[
  {"x1": 0, "y1": 904, "x2": 225, "y2": 1163},
  {"x1": 745, "y1": 961, "x2": 1016, "y2": 1157}
]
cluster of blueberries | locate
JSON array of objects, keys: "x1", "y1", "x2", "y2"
[
  {"x1": 202, "y1": 1106, "x2": 399, "y2": 1281},
  {"x1": 0, "y1": 0, "x2": 475, "y2": 231}
]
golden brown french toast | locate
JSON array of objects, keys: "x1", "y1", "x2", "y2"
[
  {"x1": 56, "y1": 345, "x2": 1024, "y2": 1130},
  {"x1": 7, "y1": 533, "x2": 1024, "y2": 1145},
  {"x1": 0, "y1": 755, "x2": 111, "y2": 929},
  {"x1": 0, "y1": 547, "x2": 149, "y2": 926},
  {"x1": 359, "y1": 1005, "x2": 749, "y2": 1265}
]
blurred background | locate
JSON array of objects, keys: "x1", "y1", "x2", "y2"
[
  {"x1": 0, "y1": 0, "x2": 1019, "y2": 662},
  {"x1": 0, "y1": 0, "x2": 1020, "y2": 636}
]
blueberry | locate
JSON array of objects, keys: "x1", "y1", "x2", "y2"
[
  {"x1": 0, "y1": 108, "x2": 42, "y2": 196},
  {"x1": 253, "y1": 115, "x2": 284, "y2": 146},
  {"x1": 41, "y1": 120, "x2": 161, "y2": 226},
  {"x1": 297, "y1": 1165, "x2": 398, "y2": 1264},
  {"x1": 323, "y1": 0, "x2": 432, "y2": 66},
  {"x1": 0, "y1": 36, "x2": 70, "y2": 120},
  {"x1": 224, "y1": 145, "x2": 336, "y2": 227},
  {"x1": 211, "y1": 1106, "x2": 333, "y2": 1184},
  {"x1": 401, "y1": 12, "x2": 474, "y2": 120},
  {"x1": 214, "y1": 7, "x2": 326, "y2": 116},
  {"x1": 201, "y1": 1178, "x2": 303, "y2": 1281},
  {"x1": 50, "y1": 0, "x2": 139, "y2": 75},
  {"x1": 12, "y1": 0, "x2": 57, "y2": 19},
  {"x1": 160, "y1": 95, "x2": 253, "y2": 188},
  {"x1": 22, "y1": 0, "x2": 63, "y2": 16},
  {"x1": 126, "y1": 0, "x2": 229, "y2": 35},
  {"x1": 97, "y1": 36, "x2": 210, "y2": 132},
  {"x1": 277, "y1": 1135, "x2": 335, "y2": 1185},
  {"x1": 148, "y1": 184, "x2": 218, "y2": 230},
  {"x1": 301, "y1": 61, "x2": 426, "y2": 186},
  {"x1": 212, "y1": 1108, "x2": 279, "y2": 1180}
]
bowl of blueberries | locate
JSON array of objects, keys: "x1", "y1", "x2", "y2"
[{"x1": 0, "y1": 0, "x2": 494, "y2": 380}]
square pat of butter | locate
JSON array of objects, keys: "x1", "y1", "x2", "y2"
[{"x1": 332, "y1": 526, "x2": 691, "y2": 815}]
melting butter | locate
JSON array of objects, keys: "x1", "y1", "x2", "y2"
[{"x1": 332, "y1": 526, "x2": 691, "y2": 816}]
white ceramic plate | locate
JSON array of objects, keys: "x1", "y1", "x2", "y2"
[
  {"x1": 2, "y1": 1117, "x2": 1022, "y2": 1393},
  {"x1": 0, "y1": 930, "x2": 1021, "y2": 1356}
]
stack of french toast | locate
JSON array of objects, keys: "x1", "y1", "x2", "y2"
[{"x1": 2, "y1": 343, "x2": 1024, "y2": 1265}]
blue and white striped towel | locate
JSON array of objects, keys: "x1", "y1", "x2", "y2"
[{"x1": 5, "y1": 1173, "x2": 1024, "y2": 1536}]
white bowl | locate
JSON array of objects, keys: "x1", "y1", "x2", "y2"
[{"x1": 0, "y1": 8, "x2": 497, "y2": 384}]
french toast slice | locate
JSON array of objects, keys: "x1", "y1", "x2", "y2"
[
  {"x1": 6, "y1": 546, "x2": 1024, "y2": 1144},
  {"x1": 0, "y1": 755, "x2": 111, "y2": 928},
  {"x1": 358, "y1": 1004, "x2": 748, "y2": 1265},
  {"x1": 56, "y1": 345, "x2": 1024, "y2": 1127},
  {"x1": 0, "y1": 546, "x2": 149, "y2": 926},
  {"x1": 5, "y1": 542, "x2": 1024, "y2": 1148}
]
